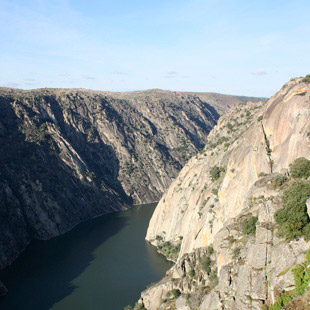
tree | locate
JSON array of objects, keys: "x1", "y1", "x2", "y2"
[{"x1": 290, "y1": 157, "x2": 310, "y2": 179}]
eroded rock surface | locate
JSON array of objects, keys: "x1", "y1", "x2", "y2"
[
  {"x1": 0, "y1": 87, "x2": 257, "y2": 270},
  {"x1": 140, "y1": 77, "x2": 310, "y2": 309}
]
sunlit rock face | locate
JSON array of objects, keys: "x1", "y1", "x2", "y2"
[{"x1": 142, "y1": 77, "x2": 310, "y2": 309}]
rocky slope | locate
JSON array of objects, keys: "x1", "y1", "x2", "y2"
[
  {"x1": 0, "y1": 87, "x2": 260, "y2": 273},
  {"x1": 138, "y1": 77, "x2": 310, "y2": 309}
]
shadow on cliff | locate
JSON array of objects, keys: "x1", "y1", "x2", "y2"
[
  {"x1": 0, "y1": 94, "x2": 132, "y2": 260},
  {"x1": 40, "y1": 94, "x2": 131, "y2": 204},
  {"x1": 0, "y1": 211, "x2": 129, "y2": 310},
  {"x1": 0, "y1": 94, "x2": 133, "y2": 308}
]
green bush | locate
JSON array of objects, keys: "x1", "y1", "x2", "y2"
[
  {"x1": 232, "y1": 247, "x2": 241, "y2": 260},
  {"x1": 166, "y1": 289, "x2": 181, "y2": 299},
  {"x1": 207, "y1": 246, "x2": 214, "y2": 256},
  {"x1": 290, "y1": 157, "x2": 310, "y2": 179},
  {"x1": 212, "y1": 188, "x2": 218, "y2": 195},
  {"x1": 269, "y1": 291, "x2": 295, "y2": 310},
  {"x1": 275, "y1": 180, "x2": 310, "y2": 241},
  {"x1": 208, "y1": 268, "x2": 219, "y2": 289},
  {"x1": 157, "y1": 241, "x2": 181, "y2": 260},
  {"x1": 306, "y1": 248, "x2": 310, "y2": 264},
  {"x1": 209, "y1": 166, "x2": 226, "y2": 182},
  {"x1": 269, "y1": 174, "x2": 288, "y2": 189},
  {"x1": 188, "y1": 269, "x2": 195, "y2": 278},
  {"x1": 200, "y1": 255, "x2": 211, "y2": 274},
  {"x1": 292, "y1": 262, "x2": 310, "y2": 295},
  {"x1": 226, "y1": 123, "x2": 234, "y2": 130},
  {"x1": 302, "y1": 74, "x2": 310, "y2": 83},
  {"x1": 209, "y1": 136, "x2": 229, "y2": 149},
  {"x1": 270, "y1": 248, "x2": 310, "y2": 309},
  {"x1": 134, "y1": 303, "x2": 146, "y2": 310},
  {"x1": 242, "y1": 216, "x2": 258, "y2": 236}
]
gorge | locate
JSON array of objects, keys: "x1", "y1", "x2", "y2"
[
  {"x1": 1, "y1": 76, "x2": 309, "y2": 310},
  {"x1": 0, "y1": 87, "x2": 261, "y2": 302}
]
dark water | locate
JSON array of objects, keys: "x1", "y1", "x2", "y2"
[{"x1": 0, "y1": 203, "x2": 172, "y2": 310}]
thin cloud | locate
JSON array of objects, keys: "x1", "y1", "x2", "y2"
[
  {"x1": 252, "y1": 70, "x2": 268, "y2": 76},
  {"x1": 112, "y1": 71, "x2": 128, "y2": 75},
  {"x1": 1, "y1": 82, "x2": 21, "y2": 88},
  {"x1": 82, "y1": 74, "x2": 96, "y2": 80},
  {"x1": 59, "y1": 73, "x2": 71, "y2": 77},
  {"x1": 164, "y1": 71, "x2": 178, "y2": 79}
]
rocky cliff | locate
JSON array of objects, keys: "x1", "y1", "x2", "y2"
[
  {"x1": 0, "y1": 87, "x2": 259, "y2": 273},
  {"x1": 139, "y1": 77, "x2": 310, "y2": 309}
]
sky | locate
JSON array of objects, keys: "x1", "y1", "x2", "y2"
[{"x1": 0, "y1": 0, "x2": 309, "y2": 97}]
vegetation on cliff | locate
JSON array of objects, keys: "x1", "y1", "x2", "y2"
[
  {"x1": 275, "y1": 158, "x2": 310, "y2": 241},
  {"x1": 141, "y1": 77, "x2": 310, "y2": 310}
]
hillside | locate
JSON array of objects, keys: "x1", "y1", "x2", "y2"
[
  {"x1": 136, "y1": 77, "x2": 310, "y2": 309},
  {"x1": 0, "y1": 87, "x2": 262, "y2": 278}
]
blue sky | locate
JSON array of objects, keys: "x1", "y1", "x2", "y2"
[{"x1": 0, "y1": 0, "x2": 309, "y2": 96}]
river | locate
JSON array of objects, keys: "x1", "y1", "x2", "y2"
[{"x1": 0, "y1": 203, "x2": 172, "y2": 310}]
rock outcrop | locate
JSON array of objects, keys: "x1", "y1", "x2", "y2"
[
  {"x1": 140, "y1": 77, "x2": 310, "y2": 309},
  {"x1": 0, "y1": 87, "x2": 258, "y2": 271}
]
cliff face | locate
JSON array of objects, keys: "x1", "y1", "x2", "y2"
[
  {"x1": 0, "y1": 87, "x2": 256, "y2": 270},
  {"x1": 142, "y1": 77, "x2": 310, "y2": 309}
]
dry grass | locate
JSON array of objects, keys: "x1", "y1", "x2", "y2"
[{"x1": 283, "y1": 288, "x2": 310, "y2": 310}]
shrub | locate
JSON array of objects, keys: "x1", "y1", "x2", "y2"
[
  {"x1": 269, "y1": 174, "x2": 288, "y2": 189},
  {"x1": 166, "y1": 289, "x2": 181, "y2": 299},
  {"x1": 270, "y1": 248, "x2": 310, "y2": 309},
  {"x1": 232, "y1": 247, "x2": 241, "y2": 260},
  {"x1": 292, "y1": 262, "x2": 310, "y2": 295},
  {"x1": 200, "y1": 255, "x2": 211, "y2": 274},
  {"x1": 226, "y1": 123, "x2": 234, "y2": 130},
  {"x1": 208, "y1": 268, "x2": 219, "y2": 289},
  {"x1": 207, "y1": 246, "x2": 214, "y2": 256},
  {"x1": 242, "y1": 216, "x2": 258, "y2": 236},
  {"x1": 134, "y1": 303, "x2": 146, "y2": 310},
  {"x1": 257, "y1": 115, "x2": 263, "y2": 122},
  {"x1": 157, "y1": 240, "x2": 181, "y2": 260},
  {"x1": 306, "y1": 248, "x2": 310, "y2": 264},
  {"x1": 270, "y1": 291, "x2": 295, "y2": 310},
  {"x1": 123, "y1": 306, "x2": 133, "y2": 310},
  {"x1": 188, "y1": 269, "x2": 195, "y2": 278},
  {"x1": 290, "y1": 157, "x2": 310, "y2": 179},
  {"x1": 209, "y1": 166, "x2": 226, "y2": 182},
  {"x1": 275, "y1": 180, "x2": 310, "y2": 241},
  {"x1": 212, "y1": 188, "x2": 218, "y2": 195},
  {"x1": 302, "y1": 74, "x2": 310, "y2": 83}
]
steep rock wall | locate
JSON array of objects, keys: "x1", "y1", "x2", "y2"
[
  {"x1": 0, "y1": 87, "x2": 258, "y2": 270},
  {"x1": 142, "y1": 77, "x2": 310, "y2": 309},
  {"x1": 146, "y1": 78, "x2": 310, "y2": 258}
]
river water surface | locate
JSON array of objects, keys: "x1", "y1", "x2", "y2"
[{"x1": 0, "y1": 203, "x2": 172, "y2": 310}]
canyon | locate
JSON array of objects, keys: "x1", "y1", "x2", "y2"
[{"x1": 0, "y1": 87, "x2": 260, "y2": 295}]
